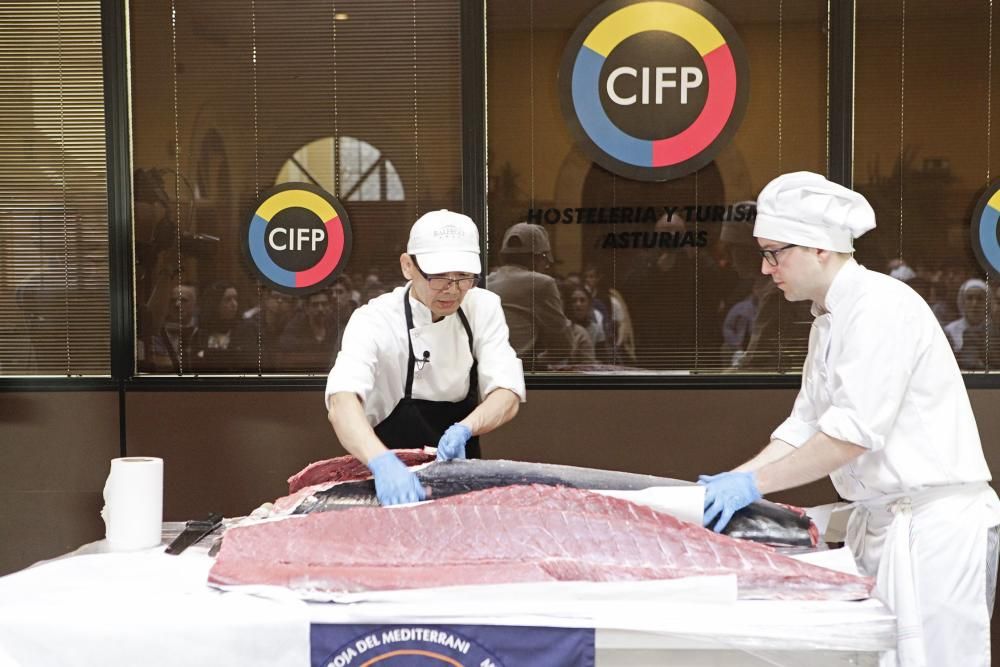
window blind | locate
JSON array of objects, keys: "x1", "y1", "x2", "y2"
[
  {"x1": 485, "y1": 0, "x2": 827, "y2": 375},
  {"x1": 855, "y1": 0, "x2": 1000, "y2": 372},
  {"x1": 0, "y1": 0, "x2": 110, "y2": 376},
  {"x1": 129, "y1": 0, "x2": 463, "y2": 376}
]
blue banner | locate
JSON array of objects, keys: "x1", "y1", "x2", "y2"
[{"x1": 311, "y1": 623, "x2": 594, "y2": 667}]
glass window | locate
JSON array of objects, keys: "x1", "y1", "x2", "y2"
[
  {"x1": 855, "y1": 0, "x2": 1000, "y2": 372},
  {"x1": 129, "y1": 0, "x2": 463, "y2": 375},
  {"x1": 0, "y1": 1, "x2": 110, "y2": 376},
  {"x1": 485, "y1": 1, "x2": 826, "y2": 374}
]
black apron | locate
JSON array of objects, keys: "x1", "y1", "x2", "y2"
[{"x1": 374, "y1": 288, "x2": 481, "y2": 458}]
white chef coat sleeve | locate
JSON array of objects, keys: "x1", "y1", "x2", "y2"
[
  {"x1": 468, "y1": 289, "x2": 526, "y2": 402},
  {"x1": 815, "y1": 296, "x2": 916, "y2": 451},
  {"x1": 324, "y1": 306, "x2": 382, "y2": 411},
  {"x1": 771, "y1": 386, "x2": 820, "y2": 447}
]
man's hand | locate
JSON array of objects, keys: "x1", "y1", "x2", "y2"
[
  {"x1": 367, "y1": 451, "x2": 426, "y2": 506},
  {"x1": 699, "y1": 471, "x2": 762, "y2": 532},
  {"x1": 436, "y1": 424, "x2": 472, "y2": 461}
]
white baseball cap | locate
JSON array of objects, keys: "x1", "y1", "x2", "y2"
[
  {"x1": 753, "y1": 172, "x2": 876, "y2": 252},
  {"x1": 407, "y1": 209, "x2": 481, "y2": 274}
]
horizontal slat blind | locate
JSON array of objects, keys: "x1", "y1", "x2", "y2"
[
  {"x1": 485, "y1": 0, "x2": 826, "y2": 375},
  {"x1": 0, "y1": 1, "x2": 110, "y2": 376},
  {"x1": 130, "y1": 0, "x2": 462, "y2": 375},
  {"x1": 855, "y1": 0, "x2": 1000, "y2": 373}
]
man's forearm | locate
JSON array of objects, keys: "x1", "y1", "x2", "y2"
[
  {"x1": 459, "y1": 388, "x2": 520, "y2": 436},
  {"x1": 327, "y1": 392, "x2": 388, "y2": 464},
  {"x1": 754, "y1": 431, "x2": 866, "y2": 495},
  {"x1": 733, "y1": 439, "x2": 795, "y2": 473}
]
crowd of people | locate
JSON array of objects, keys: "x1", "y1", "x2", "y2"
[
  {"x1": 483, "y1": 222, "x2": 635, "y2": 370},
  {"x1": 484, "y1": 213, "x2": 810, "y2": 373},
  {"x1": 124, "y1": 173, "x2": 998, "y2": 376},
  {"x1": 904, "y1": 267, "x2": 1000, "y2": 370},
  {"x1": 130, "y1": 239, "x2": 1000, "y2": 377},
  {"x1": 505, "y1": 217, "x2": 1000, "y2": 375},
  {"x1": 137, "y1": 270, "x2": 393, "y2": 374}
]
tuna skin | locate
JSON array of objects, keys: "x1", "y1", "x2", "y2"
[{"x1": 284, "y1": 458, "x2": 817, "y2": 548}]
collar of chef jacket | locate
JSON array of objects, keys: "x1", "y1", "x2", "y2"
[
  {"x1": 810, "y1": 258, "x2": 862, "y2": 318},
  {"x1": 403, "y1": 284, "x2": 475, "y2": 402}
]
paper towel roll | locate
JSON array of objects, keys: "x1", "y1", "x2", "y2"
[{"x1": 100, "y1": 457, "x2": 163, "y2": 551}]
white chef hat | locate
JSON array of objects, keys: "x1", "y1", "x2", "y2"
[{"x1": 753, "y1": 172, "x2": 876, "y2": 252}]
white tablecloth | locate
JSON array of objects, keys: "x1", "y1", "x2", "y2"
[{"x1": 0, "y1": 532, "x2": 894, "y2": 667}]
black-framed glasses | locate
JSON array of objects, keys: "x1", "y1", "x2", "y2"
[
  {"x1": 411, "y1": 256, "x2": 479, "y2": 291},
  {"x1": 759, "y1": 243, "x2": 798, "y2": 267}
]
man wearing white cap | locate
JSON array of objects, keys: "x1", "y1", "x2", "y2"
[
  {"x1": 698, "y1": 172, "x2": 1000, "y2": 666},
  {"x1": 325, "y1": 210, "x2": 525, "y2": 506}
]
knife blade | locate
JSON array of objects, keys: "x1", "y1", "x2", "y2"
[{"x1": 164, "y1": 512, "x2": 223, "y2": 555}]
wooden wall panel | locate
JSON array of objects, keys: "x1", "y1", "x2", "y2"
[
  {"x1": 5, "y1": 386, "x2": 1000, "y2": 582},
  {"x1": 125, "y1": 390, "x2": 339, "y2": 520},
  {"x1": 0, "y1": 391, "x2": 118, "y2": 575},
  {"x1": 124, "y1": 386, "x2": 845, "y2": 521}
]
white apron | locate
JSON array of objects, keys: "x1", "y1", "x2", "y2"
[
  {"x1": 846, "y1": 484, "x2": 1000, "y2": 667},
  {"x1": 804, "y1": 310, "x2": 1000, "y2": 667}
]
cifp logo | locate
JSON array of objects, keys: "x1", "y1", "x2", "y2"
[
  {"x1": 245, "y1": 183, "x2": 352, "y2": 294},
  {"x1": 971, "y1": 181, "x2": 1000, "y2": 277},
  {"x1": 559, "y1": 0, "x2": 749, "y2": 182}
]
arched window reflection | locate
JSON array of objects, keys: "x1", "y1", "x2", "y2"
[{"x1": 276, "y1": 136, "x2": 404, "y2": 201}]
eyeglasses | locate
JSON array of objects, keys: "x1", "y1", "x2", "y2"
[
  {"x1": 411, "y1": 256, "x2": 478, "y2": 291},
  {"x1": 759, "y1": 243, "x2": 798, "y2": 267}
]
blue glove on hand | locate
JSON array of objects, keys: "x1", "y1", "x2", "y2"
[
  {"x1": 436, "y1": 423, "x2": 472, "y2": 461},
  {"x1": 368, "y1": 451, "x2": 426, "y2": 506},
  {"x1": 699, "y1": 471, "x2": 762, "y2": 533}
]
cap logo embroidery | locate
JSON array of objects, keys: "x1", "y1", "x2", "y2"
[{"x1": 433, "y1": 224, "x2": 463, "y2": 241}]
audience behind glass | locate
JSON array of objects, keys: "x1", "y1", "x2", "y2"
[{"x1": 485, "y1": 222, "x2": 574, "y2": 369}]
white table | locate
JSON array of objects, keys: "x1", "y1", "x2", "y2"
[{"x1": 0, "y1": 526, "x2": 894, "y2": 667}]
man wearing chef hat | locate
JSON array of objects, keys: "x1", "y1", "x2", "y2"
[
  {"x1": 325, "y1": 210, "x2": 525, "y2": 506},
  {"x1": 698, "y1": 172, "x2": 1000, "y2": 666}
]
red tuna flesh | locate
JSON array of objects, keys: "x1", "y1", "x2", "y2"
[
  {"x1": 211, "y1": 485, "x2": 872, "y2": 601},
  {"x1": 286, "y1": 449, "x2": 435, "y2": 494}
]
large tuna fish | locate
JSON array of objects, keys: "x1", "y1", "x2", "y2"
[
  {"x1": 212, "y1": 484, "x2": 868, "y2": 600},
  {"x1": 275, "y1": 455, "x2": 817, "y2": 548}
]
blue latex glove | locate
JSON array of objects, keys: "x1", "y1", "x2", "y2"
[
  {"x1": 436, "y1": 423, "x2": 472, "y2": 461},
  {"x1": 368, "y1": 451, "x2": 426, "y2": 506},
  {"x1": 698, "y1": 471, "x2": 762, "y2": 533}
]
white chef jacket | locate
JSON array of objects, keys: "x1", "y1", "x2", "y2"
[
  {"x1": 771, "y1": 259, "x2": 991, "y2": 500},
  {"x1": 325, "y1": 284, "x2": 526, "y2": 427},
  {"x1": 771, "y1": 259, "x2": 1000, "y2": 667}
]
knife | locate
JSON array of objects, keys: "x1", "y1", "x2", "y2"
[{"x1": 164, "y1": 512, "x2": 224, "y2": 555}]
